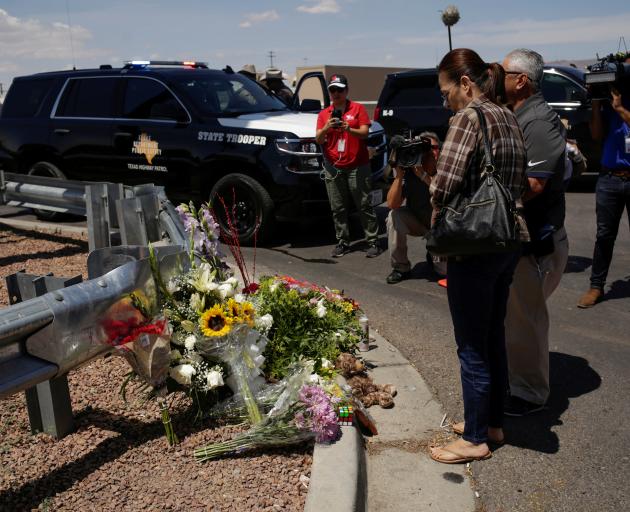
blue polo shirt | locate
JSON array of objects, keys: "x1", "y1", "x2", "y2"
[{"x1": 601, "y1": 100, "x2": 630, "y2": 170}]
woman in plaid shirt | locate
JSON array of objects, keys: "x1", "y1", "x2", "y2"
[{"x1": 425, "y1": 49, "x2": 527, "y2": 464}]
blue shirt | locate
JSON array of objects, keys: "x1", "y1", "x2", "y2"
[{"x1": 601, "y1": 101, "x2": 630, "y2": 169}]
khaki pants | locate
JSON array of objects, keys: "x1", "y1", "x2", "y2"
[
  {"x1": 324, "y1": 163, "x2": 379, "y2": 245},
  {"x1": 505, "y1": 227, "x2": 569, "y2": 405},
  {"x1": 386, "y1": 207, "x2": 446, "y2": 275}
]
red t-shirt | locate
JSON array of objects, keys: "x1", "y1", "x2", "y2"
[{"x1": 317, "y1": 100, "x2": 371, "y2": 169}]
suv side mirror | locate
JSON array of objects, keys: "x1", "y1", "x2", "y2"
[{"x1": 300, "y1": 99, "x2": 321, "y2": 112}]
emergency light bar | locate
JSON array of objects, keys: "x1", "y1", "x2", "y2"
[{"x1": 123, "y1": 60, "x2": 208, "y2": 69}]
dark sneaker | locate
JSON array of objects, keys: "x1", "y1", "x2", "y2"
[
  {"x1": 386, "y1": 270, "x2": 410, "y2": 284},
  {"x1": 366, "y1": 243, "x2": 383, "y2": 258},
  {"x1": 331, "y1": 242, "x2": 350, "y2": 258},
  {"x1": 504, "y1": 396, "x2": 545, "y2": 417}
]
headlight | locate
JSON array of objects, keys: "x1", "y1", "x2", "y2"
[{"x1": 275, "y1": 138, "x2": 321, "y2": 156}]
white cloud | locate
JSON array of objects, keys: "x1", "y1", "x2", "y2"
[
  {"x1": 0, "y1": 8, "x2": 107, "y2": 60},
  {"x1": 397, "y1": 13, "x2": 630, "y2": 51},
  {"x1": 297, "y1": 0, "x2": 341, "y2": 14},
  {"x1": 239, "y1": 10, "x2": 279, "y2": 29}
]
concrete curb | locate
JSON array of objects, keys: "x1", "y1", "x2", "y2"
[
  {"x1": 305, "y1": 424, "x2": 366, "y2": 512},
  {"x1": 0, "y1": 217, "x2": 88, "y2": 236}
]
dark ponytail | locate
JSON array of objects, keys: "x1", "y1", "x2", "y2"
[{"x1": 438, "y1": 48, "x2": 505, "y2": 105}]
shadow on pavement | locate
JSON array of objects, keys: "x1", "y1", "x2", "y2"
[
  {"x1": 564, "y1": 255, "x2": 592, "y2": 273},
  {"x1": 604, "y1": 277, "x2": 630, "y2": 302},
  {"x1": 505, "y1": 352, "x2": 601, "y2": 453}
]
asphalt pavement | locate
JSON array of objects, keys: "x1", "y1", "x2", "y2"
[
  {"x1": 241, "y1": 191, "x2": 629, "y2": 512},
  {"x1": 2, "y1": 192, "x2": 629, "y2": 511}
]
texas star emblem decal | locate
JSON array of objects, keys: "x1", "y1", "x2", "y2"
[{"x1": 132, "y1": 133, "x2": 162, "y2": 164}]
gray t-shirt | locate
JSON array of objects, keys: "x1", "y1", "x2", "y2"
[{"x1": 515, "y1": 92, "x2": 567, "y2": 236}]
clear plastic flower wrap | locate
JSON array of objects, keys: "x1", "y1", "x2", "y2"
[
  {"x1": 194, "y1": 323, "x2": 268, "y2": 424},
  {"x1": 205, "y1": 360, "x2": 314, "y2": 423}
]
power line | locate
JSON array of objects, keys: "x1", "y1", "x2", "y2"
[{"x1": 65, "y1": 0, "x2": 76, "y2": 70}]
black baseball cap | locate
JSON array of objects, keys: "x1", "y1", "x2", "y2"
[{"x1": 327, "y1": 74, "x2": 348, "y2": 89}]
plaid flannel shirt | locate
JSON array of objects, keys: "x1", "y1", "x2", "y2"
[{"x1": 430, "y1": 96, "x2": 527, "y2": 211}]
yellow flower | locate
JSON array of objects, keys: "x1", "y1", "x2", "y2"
[
  {"x1": 199, "y1": 304, "x2": 232, "y2": 337},
  {"x1": 226, "y1": 298, "x2": 242, "y2": 319},
  {"x1": 240, "y1": 301, "x2": 255, "y2": 327},
  {"x1": 341, "y1": 301, "x2": 354, "y2": 314}
]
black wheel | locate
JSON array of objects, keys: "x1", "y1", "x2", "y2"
[
  {"x1": 27, "y1": 161, "x2": 65, "y2": 221},
  {"x1": 209, "y1": 173, "x2": 274, "y2": 245}
]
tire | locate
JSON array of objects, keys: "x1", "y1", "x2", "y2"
[
  {"x1": 209, "y1": 173, "x2": 275, "y2": 246},
  {"x1": 27, "y1": 161, "x2": 66, "y2": 221}
]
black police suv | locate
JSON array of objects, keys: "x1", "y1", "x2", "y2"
[
  {"x1": 0, "y1": 61, "x2": 387, "y2": 243},
  {"x1": 374, "y1": 65, "x2": 598, "y2": 183}
]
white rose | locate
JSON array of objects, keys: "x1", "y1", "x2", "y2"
[
  {"x1": 218, "y1": 283, "x2": 235, "y2": 299},
  {"x1": 206, "y1": 370, "x2": 224, "y2": 389},
  {"x1": 316, "y1": 299, "x2": 327, "y2": 318},
  {"x1": 184, "y1": 335, "x2": 197, "y2": 351},
  {"x1": 225, "y1": 277, "x2": 239, "y2": 288},
  {"x1": 169, "y1": 364, "x2": 196, "y2": 386},
  {"x1": 255, "y1": 313, "x2": 273, "y2": 331},
  {"x1": 269, "y1": 282, "x2": 279, "y2": 293}
]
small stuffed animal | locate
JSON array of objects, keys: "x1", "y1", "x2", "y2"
[{"x1": 335, "y1": 353, "x2": 397, "y2": 408}]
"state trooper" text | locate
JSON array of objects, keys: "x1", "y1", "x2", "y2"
[{"x1": 198, "y1": 131, "x2": 267, "y2": 146}]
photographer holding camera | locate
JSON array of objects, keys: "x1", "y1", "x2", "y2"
[
  {"x1": 385, "y1": 132, "x2": 446, "y2": 284},
  {"x1": 316, "y1": 74, "x2": 381, "y2": 258},
  {"x1": 578, "y1": 54, "x2": 630, "y2": 308}
]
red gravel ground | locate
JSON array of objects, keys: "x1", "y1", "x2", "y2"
[{"x1": 0, "y1": 226, "x2": 312, "y2": 511}]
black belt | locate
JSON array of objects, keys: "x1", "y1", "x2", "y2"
[{"x1": 602, "y1": 167, "x2": 630, "y2": 178}]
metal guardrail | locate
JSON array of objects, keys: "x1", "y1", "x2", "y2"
[{"x1": 0, "y1": 170, "x2": 191, "y2": 437}]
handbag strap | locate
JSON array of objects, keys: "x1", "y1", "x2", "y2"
[{"x1": 471, "y1": 106, "x2": 496, "y2": 175}]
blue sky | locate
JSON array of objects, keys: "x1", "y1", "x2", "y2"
[{"x1": 1, "y1": 0, "x2": 629, "y2": 97}]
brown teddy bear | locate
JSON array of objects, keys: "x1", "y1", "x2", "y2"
[{"x1": 335, "y1": 353, "x2": 397, "y2": 408}]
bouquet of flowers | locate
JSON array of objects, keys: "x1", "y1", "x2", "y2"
[
  {"x1": 254, "y1": 275, "x2": 363, "y2": 379},
  {"x1": 194, "y1": 381, "x2": 343, "y2": 461}
]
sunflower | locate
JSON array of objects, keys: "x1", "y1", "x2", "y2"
[
  {"x1": 199, "y1": 304, "x2": 232, "y2": 337},
  {"x1": 240, "y1": 301, "x2": 255, "y2": 327},
  {"x1": 226, "y1": 298, "x2": 242, "y2": 321}
]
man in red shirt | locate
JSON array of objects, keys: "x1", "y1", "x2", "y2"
[{"x1": 316, "y1": 74, "x2": 381, "y2": 257}]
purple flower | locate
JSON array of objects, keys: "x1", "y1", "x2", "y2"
[{"x1": 297, "y1": 385, "x2": 340, "y2": 443}]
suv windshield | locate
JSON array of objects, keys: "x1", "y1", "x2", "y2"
[{"x1": 173, "y1": 74, "x2": 288, "y2": 116}]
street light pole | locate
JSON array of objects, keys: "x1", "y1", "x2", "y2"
[{"x1": 440, "y1": 5, "x2": 460, "y2": 52}]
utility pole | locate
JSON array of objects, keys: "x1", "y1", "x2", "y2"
[{"x1": 268, "y1": 51, "x2": 276, "y2": 68}]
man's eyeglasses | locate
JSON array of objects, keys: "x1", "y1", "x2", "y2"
[
  {"x1": 505, "y1": 71, "x2": 531, "y2": 81},
  {"x1": 329, "y1": 87, "x2": 345, "y2": 94}
]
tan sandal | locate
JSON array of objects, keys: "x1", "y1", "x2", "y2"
[{"x1": 430, "y1": 446, "x2": 492, "y2": 464}]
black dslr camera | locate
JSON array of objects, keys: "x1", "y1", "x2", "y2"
[
  {"x1": 388, "y1": 135, "x2": 432, "y2": 168},
  {"x1": 585, "y1": 52, "x2": 630, "y2": 100}
]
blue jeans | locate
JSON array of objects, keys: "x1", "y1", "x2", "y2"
[
  {"x1": 446, "y1": 251, "x2": 520, "y2": 444},
  {"x1": 590, "y1": 174, "x2": 630, "y2": 290}
]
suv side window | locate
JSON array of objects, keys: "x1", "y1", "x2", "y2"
[
  {"x1": 542, "y1": 73, "x2": 583, "y2": 103},
  {"x1": 122, "y1": 78, "x2": 188, "y2": 122},
  {"x1": 2, "y1": 79, "x2": 55, "y2": 118},
  {"x1": 55, "y1": 77, "x2": 118, "y2": 118},
  {"x1": 385, "y1": 75, "x2": 441, "y2": 107}
]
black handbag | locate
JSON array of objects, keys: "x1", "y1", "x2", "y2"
[{"x1": 426, "y1": 107, "x2": 521, "y2": 257}]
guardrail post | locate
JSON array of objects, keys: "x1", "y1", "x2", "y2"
[
  {"x1": 6, "y1": 271, "x2": 83, "y2": 438},
  {"x1": 86, "y1": 183, "x2": 111, "y2": 252}
]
